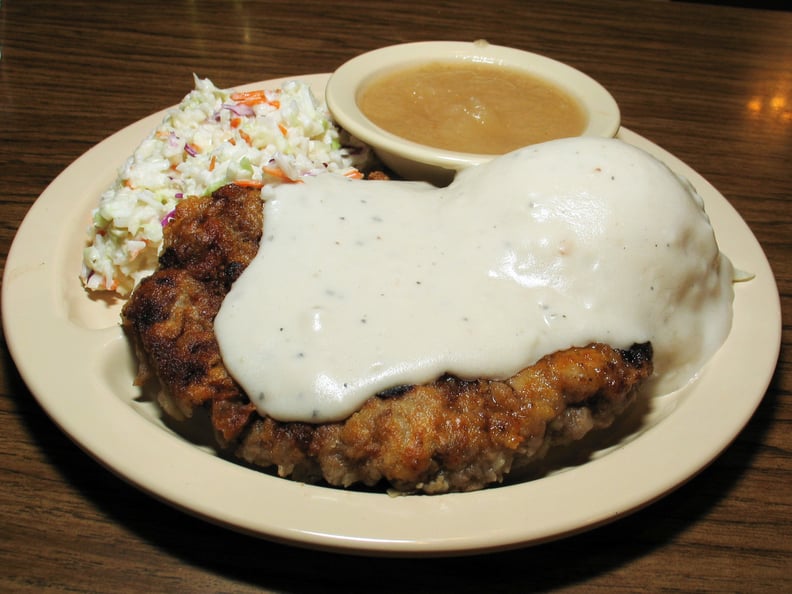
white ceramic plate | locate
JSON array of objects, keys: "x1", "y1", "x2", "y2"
[{"x1": 2, "y1": 74, "x2": 781, "y2": 556}]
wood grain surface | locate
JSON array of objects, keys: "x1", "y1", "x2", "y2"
[{"x1": 1, "y1": 1, "x2": 789, "y2": 592}]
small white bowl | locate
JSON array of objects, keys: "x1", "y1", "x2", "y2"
[{"x1": 326, "y1": 40, "x2": 621, "y2": 185}]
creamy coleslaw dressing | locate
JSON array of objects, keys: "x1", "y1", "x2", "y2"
[{"x1": 214, "y1": 138, "x2": 734, "y2": 422}]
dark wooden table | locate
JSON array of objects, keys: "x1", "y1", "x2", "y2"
[{"x1": 1, "y1": 1, "x2": 789, "y2": 591}]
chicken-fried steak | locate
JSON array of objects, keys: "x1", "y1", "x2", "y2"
[{"x1": 122, "y1": 183, "x2": 653, "y2": 494}]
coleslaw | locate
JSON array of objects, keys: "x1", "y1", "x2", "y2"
[{"x1": 81, "y1": 76, "x2": 368, "y2": 295}]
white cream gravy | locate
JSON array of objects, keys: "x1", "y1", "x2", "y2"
[{"x1": 214, "y1": 137, "x2": 734, "y2": 422}]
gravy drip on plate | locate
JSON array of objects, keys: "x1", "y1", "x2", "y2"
[{"x1": 214, "y1": 138, "x2": 734, "y2": 422}]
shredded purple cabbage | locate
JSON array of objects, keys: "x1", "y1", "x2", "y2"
[
  {"x1": 222, "y1": 103, "x2": 256, "y2": 117},
  {"x1": 161, "y1": 209, "x2": 177, "y2": 227}
]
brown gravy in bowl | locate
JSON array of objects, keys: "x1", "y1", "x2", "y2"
[{"x1": 357, "y1": 61, "x2": 587, "y2": 154}]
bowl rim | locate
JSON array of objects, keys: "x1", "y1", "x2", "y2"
[{"x1": 325, "y1": 40, "x2": 621, "y2": 172}]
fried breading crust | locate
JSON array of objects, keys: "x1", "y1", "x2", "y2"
[
  {"x1": 122, "y1": 184, "x2": 261, "y2": 434},
  {"x1": 238, "y1": 342, "x2": 651, "y2": 493},
  {"x1": 122, "y1": 183, "x2": 653, "y2": 494}
]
